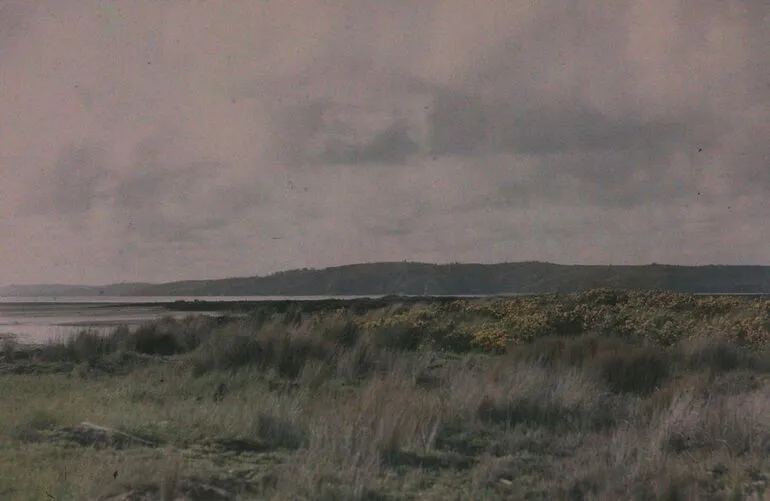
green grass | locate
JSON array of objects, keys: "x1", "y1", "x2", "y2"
[{"x1": 4, "y1": 292, "x2": 770, "y2": 499}]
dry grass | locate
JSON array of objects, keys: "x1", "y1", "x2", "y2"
[
  {"x1": 4, "y1": 294, "x2": 770, "y2": 499},
  {"x1": 1, "y1": 334, "x2": 17, "y2": 362}
]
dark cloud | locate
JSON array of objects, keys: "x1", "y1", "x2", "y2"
[
  {"x1": 21, "y1": 145, "x2": 106, "y2": 217},
  {"x1": 428, "y1": 91, "x2": 488, "y2": 156},
  {"x1": 318, "y1": 120, "x2": 419, "y2": 165},
  {"x1": 112, "y1": 136, "x2": 268, "y2": 243},
  {"x1": 269, "y1": 99, "x2": 420, "y2": 166},
  {"x1": 428, "y1": 90, "x2": 696, "y2": 157}
]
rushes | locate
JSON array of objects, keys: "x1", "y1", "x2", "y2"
[
  {"x1": 159, "y1": 448, "x2": 181, "y2": 501},
  {"x1": 1, "y1": 334, "x2": 17, "y2": 362}
]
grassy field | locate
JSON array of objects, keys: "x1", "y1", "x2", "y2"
[{"x1": 4, "y1": 290, "x2": 770, "y2": 500}]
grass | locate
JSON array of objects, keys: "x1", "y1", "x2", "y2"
[{"x1": 4, "y1": 291, "x2": 770, "y2": 499}]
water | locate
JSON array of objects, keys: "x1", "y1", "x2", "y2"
[
  {"x1": 0, "y1": 295, "x2": 385, "y2": 304},
  {"x1": 0, "y1": 295, "x2": 389, "y2": 345}
]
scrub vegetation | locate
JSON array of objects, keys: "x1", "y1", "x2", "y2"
[{"x1": 3, "y1": 290, "x2": 770, "y2": 500}]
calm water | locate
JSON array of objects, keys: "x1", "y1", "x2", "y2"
[{"x1": 0, "y1": 295, "x2": 385, "y2": 344}]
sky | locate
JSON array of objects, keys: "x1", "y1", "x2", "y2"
[{"x1": 1, "y1": 0, "x2": 769, "y2": 285}]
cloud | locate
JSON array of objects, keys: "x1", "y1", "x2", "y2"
[
  {"x1": 318, "y1": 119, "x2": 420, "y2": 166},
  {"x1": 427, "y1": 92, "x2": 695, "y2": 157},
  {"x1": 110, "y1": 135, "x2": 270, "y2": 243},
  {"x1": 268, "y1": 100, "x2": 421, "y2": 166},
  {"x1": 21, "y1": 145, "x2": 107, "y2": 218},
  {"x1": 1, "y1": 0, "x2": 769, "y2": 284},
  {"x1": 0, "y1": 1, "x2": 35, "y2": 55}
]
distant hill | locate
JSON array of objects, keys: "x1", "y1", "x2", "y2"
[
  {"x1": 4, "y1": 262, "x2": 770, "y2": 297},
  {"x1": 128, "y1": 262, "x2": 770, "y2": 296}
]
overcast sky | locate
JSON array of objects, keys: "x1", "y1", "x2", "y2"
[{"x1": 1, "y1": 1, "x2": 769, "y2": 285}]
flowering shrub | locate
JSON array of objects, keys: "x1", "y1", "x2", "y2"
[{"x1": 354, "y1": 291, "x2": 770, "y2": 353}]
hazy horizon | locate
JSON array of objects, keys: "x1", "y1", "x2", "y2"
[{"x1": 3, "y1": 1, "x2": 769, "y2": 284}]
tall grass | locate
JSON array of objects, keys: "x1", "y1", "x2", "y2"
[{"x1": 7, "y1": 293, "x2": 770, "y2": 499}]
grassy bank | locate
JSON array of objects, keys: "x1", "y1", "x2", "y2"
[{"x1": 3, "y1": 290, "x2": 770, "y2": 500}]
